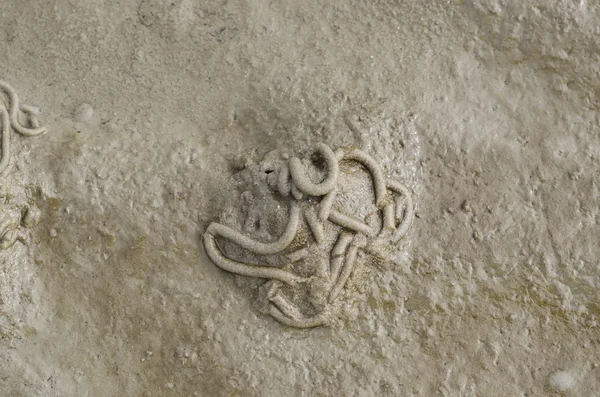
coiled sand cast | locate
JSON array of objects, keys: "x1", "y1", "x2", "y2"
[
  {"x1": 0, "y1": 80, "x2": 47, "y2": 251},
  {"x1": 203, "y1": 143, "x2": 414, "y2": 328}
]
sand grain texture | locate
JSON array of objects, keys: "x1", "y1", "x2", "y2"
[{"x1": 0, "y1": 0, "x2": 599, "y2": 396}]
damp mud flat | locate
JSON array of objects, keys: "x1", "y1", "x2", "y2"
[{"x1": 1, "y1": 1, "x2": 599, "y2": 396}]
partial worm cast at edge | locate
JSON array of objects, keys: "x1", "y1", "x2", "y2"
[
  {"x1": 0, "y1": 218, "x2": 29, "y2": 250},
  {"x1": 288, "y1": 143, "x2": 339, "y2": 197},
  {"x1": 0, "y1": 219, "x2": 18, "y2": 250},
  {"x1": 0, "y1": 80, "x2": 47, "y2": 137},
  {"x1": 0, "y1": 107, "x2": 11, "y2": 176},
  {"x1": 387, "y1": 179, "x2": 414, "y2": 242},
  {"x1": 0, "y1": 228, "x2": 27, "y2": 250}
]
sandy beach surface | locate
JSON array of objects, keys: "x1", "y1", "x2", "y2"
[{"x1": 1, "y1": 1, "x2": 599, "y2": 395}]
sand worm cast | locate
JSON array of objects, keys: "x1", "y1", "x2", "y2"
[
  {"x1": 0, "y1": 80, "x2": 48, "y2": 177},
  {"x1": 0, "y1": 81, "x2": 46, "y2": 251},
  {"x1": 0, "y1": 212, "x2": 28, "y2": 250},
  {"x1": 203, "y1": 143, "x2": 414, "y2": 328}
]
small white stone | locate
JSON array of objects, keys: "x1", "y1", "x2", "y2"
[
  {"x1": 549, "y1": 371, "x2": 574, "y2": 391},
  {"x1": 73, "y1": 103, "x2": 94, "y2": 123},
  {"x1": 49, "y1": 229, "x2": 58, "y2": 238}
]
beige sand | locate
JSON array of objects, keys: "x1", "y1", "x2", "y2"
[{"x1": 1, "y1": 0, "x2": 599, "y2": 395}]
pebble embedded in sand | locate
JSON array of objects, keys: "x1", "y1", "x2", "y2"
[
  {"x1": 549, "y1": 371, "x2": 574, "y2": 391},
  {"x1": 73, "y1": 103, "x2": 94, "y2": 123}
]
